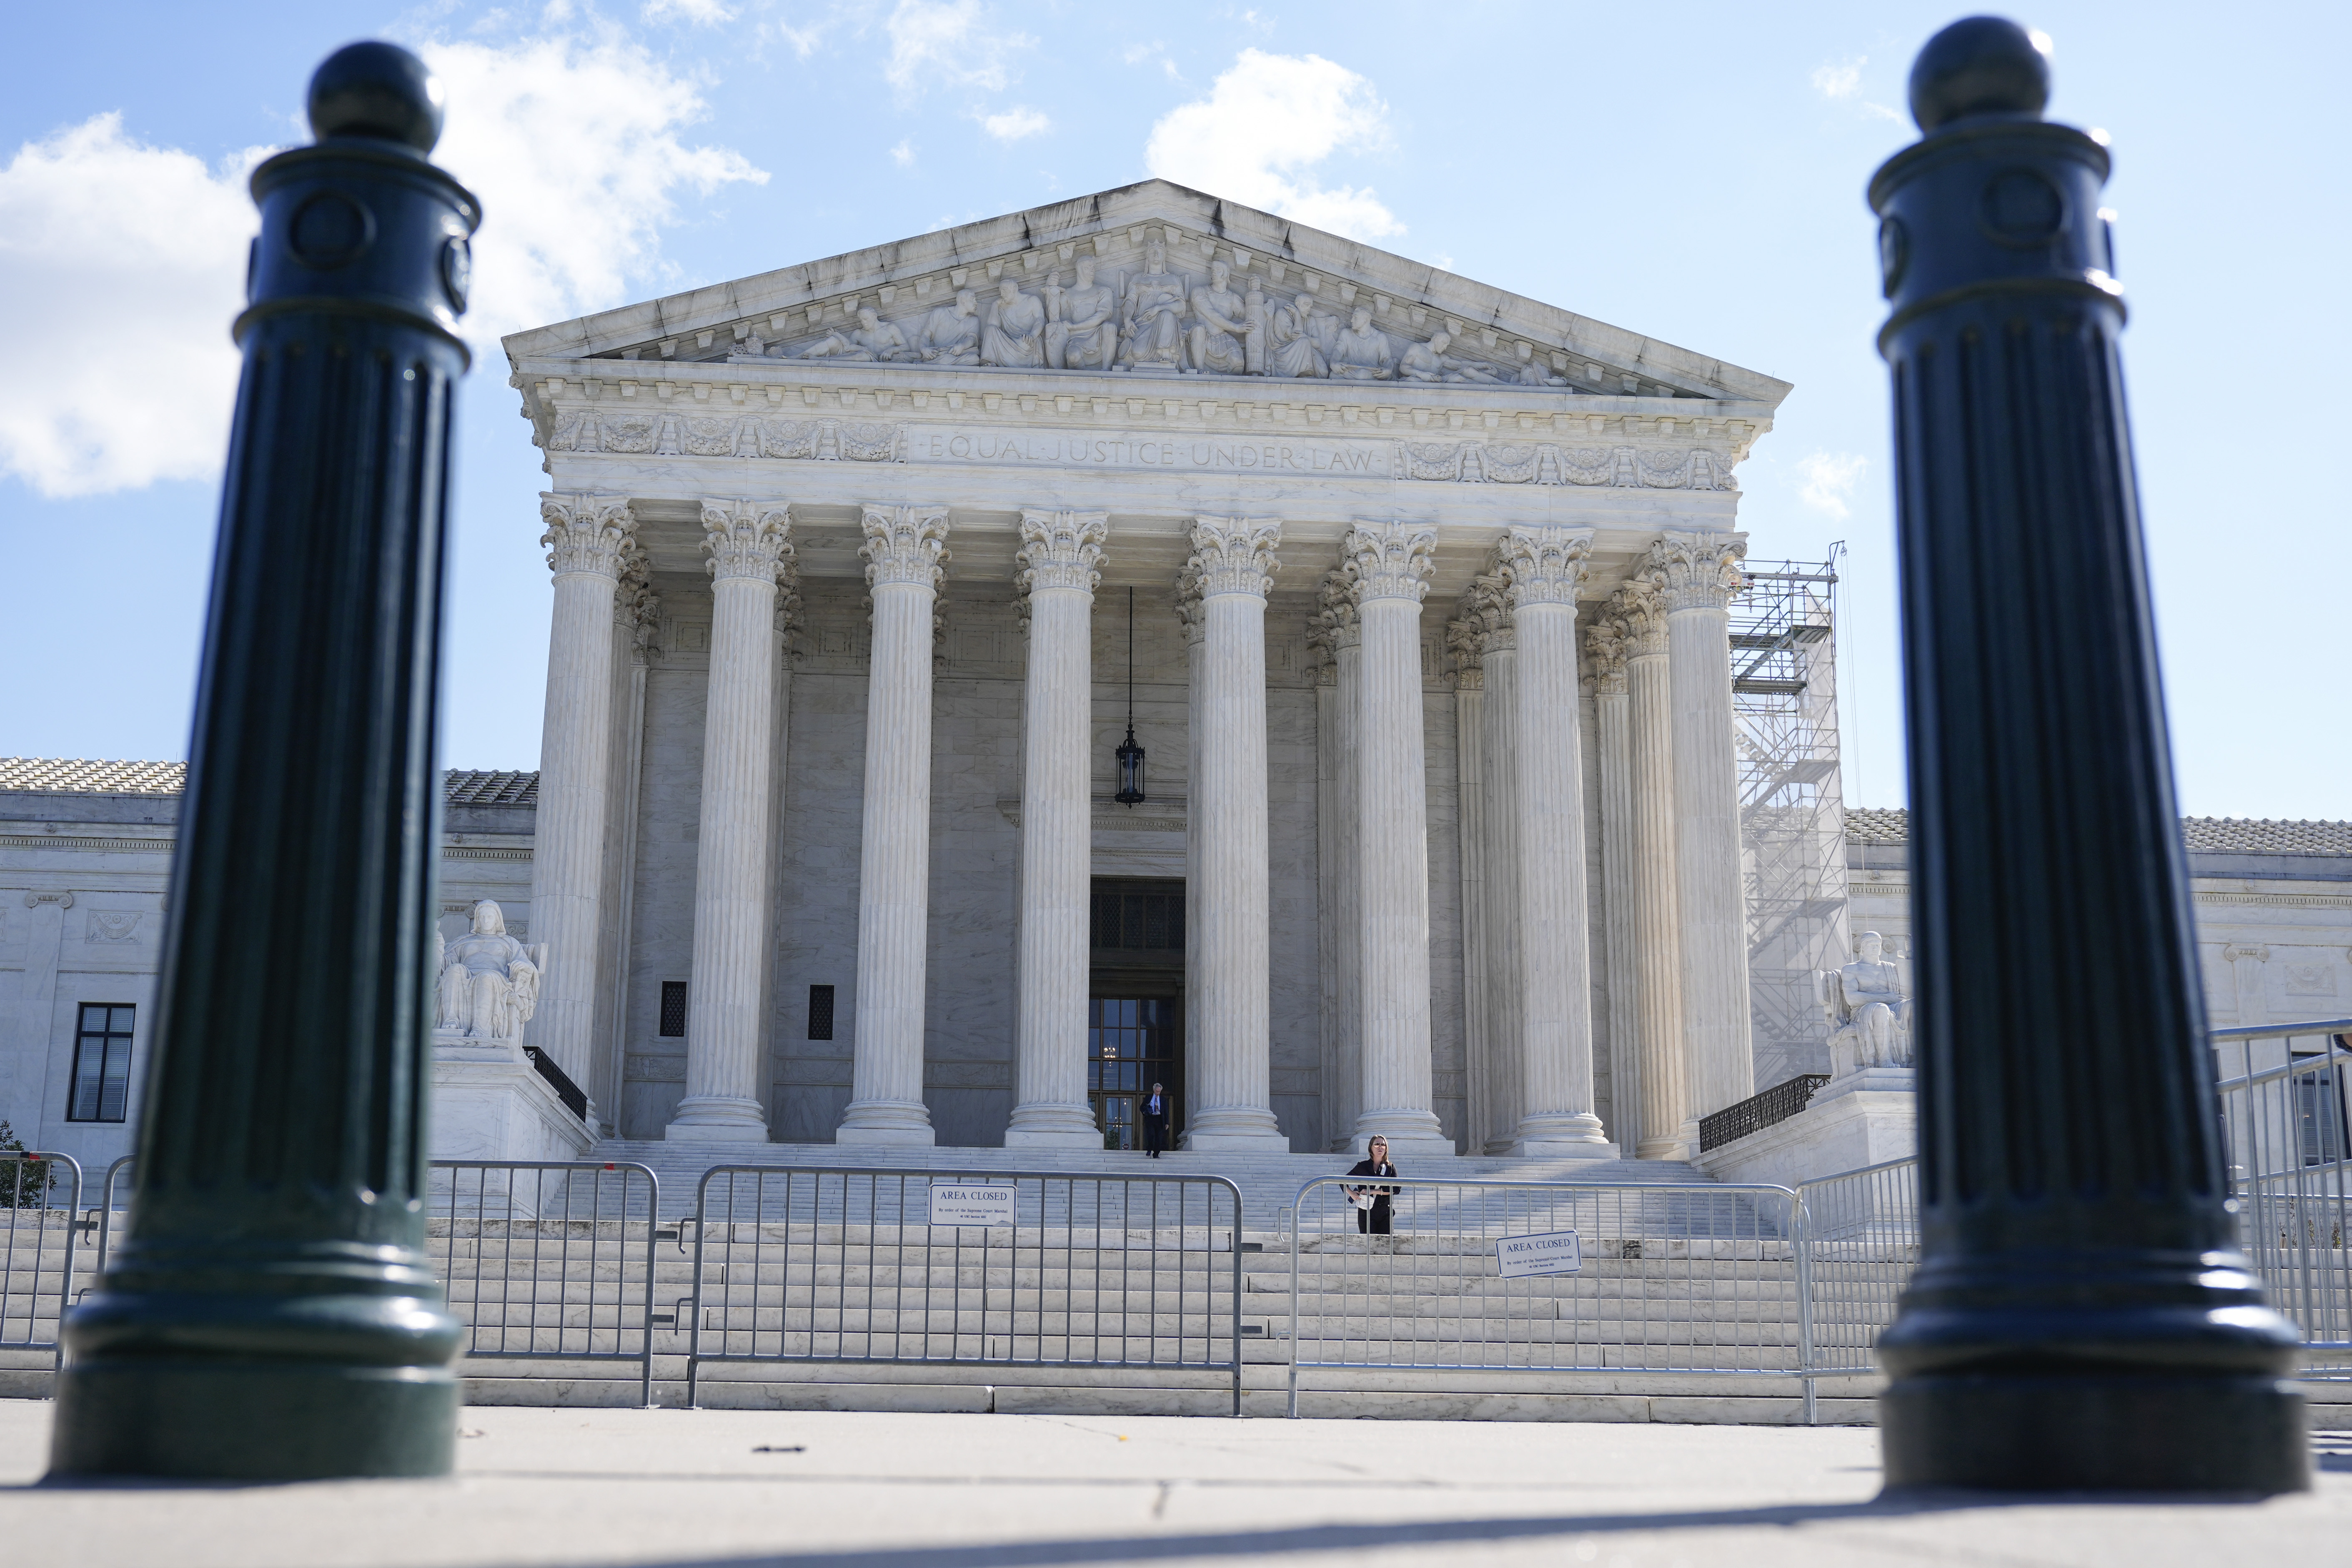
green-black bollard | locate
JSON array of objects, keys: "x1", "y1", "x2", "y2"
[{"x1": 48, "y1": 42, "x2": 478, "y2": 1480}]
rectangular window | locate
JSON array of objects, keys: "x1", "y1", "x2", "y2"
[
  {"x1": 807, "y1": 984, "x2": 835, "y2": 1041},
  {"x1": 69, "y1": 1004, "x2": 136, "y2": 1123},
  {"x1": 659, "y1": 982, "x2": 688, "y2": 1038}
]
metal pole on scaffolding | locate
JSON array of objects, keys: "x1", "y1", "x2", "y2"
[
  {"x1": 48, "y1": 43, "x2": 475, "y2": 1480},
  {"x1": 1869, "y1": 17, "x2": 2304, "y2": 1492}
]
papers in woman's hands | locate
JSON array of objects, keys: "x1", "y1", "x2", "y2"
[{"x1": 1352, "y1": 1192, "x2": 1376, "y2": 1211}]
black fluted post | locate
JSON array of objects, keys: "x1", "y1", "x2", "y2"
[
  {"x1": 48, "y1": 44, "x2": 478, "y2": 1480},
  {"x1": 1870, "y1": 18, "x2": 2305, "y2": 1493}
]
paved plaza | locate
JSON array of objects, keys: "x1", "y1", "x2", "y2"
[{"x1": 1, "y1": 1398, "x2": 2346, "y2": 1567}]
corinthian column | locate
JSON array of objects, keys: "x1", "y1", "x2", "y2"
[
  {"x1": 1005, "y1": 509, "x2": 1107, "y2": 1148},
  {"x1": 1499, "y1": 527, "x2": 1612, "y2": 1156},
  {"x1": 838, "y1": 505, "x2": 950, "y2": 1145},
  {"x1": 667, "y1": 500, "x2": 793, "y2": 1142},
  {"x1": 1461, "y1": 575, "x2": 1521, "y2": 1154},
  {"x1": 528, "y1": 494, "x2": 634, "y2": 1105},
  {"x1": 1345, "y1": 521, "x2": 1451, "y2": 1156},
  {"x1": 1645, "y1": 530, "x2": 1753, "y2": 1123},
  {"x1": 1444, "y1": 604, "x2": 1490, "y2": 1154},
  {"x1": 1185, "y1": 516, "x2": 1289, "y2": 1150},
  {"x1": 1587, "y1": 610, "x2": 1638, "y2": 1155},
  {"x1": 1616, "y1": 581, "x2": 1694, "y2": 1158},
  {"x1": 1312, "y1": 572, "x2": 1363, "y2": 1150}
]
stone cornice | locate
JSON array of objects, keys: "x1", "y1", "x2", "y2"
[
  {"x1": 700, "y1": 499, "x2": 793, "y2": 585},
  {"x1": 1496, "y1": 525, "x2": 1596, "y2": 610},
  {"x1": 1187, "y1": 516, "x2": 1281, "y2": 600},
  {"x1": 540, "y1": 493, "x2": 634, "y2": 578},
  {"x1": 1344, "y1": 521, "x2": 1437, "y2": 605},
  {"x1": 861, "y1": 505, "x2": 951, "y2": 592}
]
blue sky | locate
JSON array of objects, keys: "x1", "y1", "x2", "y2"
[{"x1": 1, "y1": 1, "x2": 2343, "y2": 818}]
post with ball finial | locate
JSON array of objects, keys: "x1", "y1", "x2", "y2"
[
  {"x1": 46, "y1": 43, "x2": 479, "y2": 1480},
  {"x1": 1869, "y1": 17, "x2": 2306, "y2": 1492}
]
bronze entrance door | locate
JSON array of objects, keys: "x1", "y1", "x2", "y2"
[{"x1": 1088, "y1": 878, "x2": 1185, "y2": 1150}]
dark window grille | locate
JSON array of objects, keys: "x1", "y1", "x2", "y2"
[
  {"x1": 68, "y1": 1003, "x2": 136, "y2": 1123},
  {"x1": 659, "y1": 981, "x2": 688, "y2": 1037},
  {"x1": 1697, "y1": 1073, "x2": 1831, "y2": 1152},
  {"x1": 1090, "y1": 891, "x2": 1185, "y2": 950},
  {"x1": 807, "y1": 984, "x2": 835, "y2": 1041}
]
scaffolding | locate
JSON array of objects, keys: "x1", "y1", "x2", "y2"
[{"x1": 1731, "y1": 554, "x2": 1851, "y2": 1091}]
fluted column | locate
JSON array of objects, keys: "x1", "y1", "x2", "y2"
[
  {"x1": 1588, "y1": 611, "x2": 1639, "y2": 1157},
  {"x1": 667, "y1": 500, "x2": 792, "y2": 1141},
  {"x1": 591, "y1": 544, "x2": 656, "y2": 1134},
  {"x1": 1444, "y1": 606, "x2": 1491, "y2": 1154},
  {"x1": 1646, "y1": 530, "x2": 1753, "y2": 1123},
  {"x1": 1006, "y1": 509, "x2": 1107, "y2": 1148},
  {"x1": 1312, "y1": 573, "x2": 1363, "y2": 1150},
  {"x1": 1178, "y1": 575, "x2": 1206, "y2": 1133},
  {"x1": 838, "y1": 505, "x2": 949, "y2": 1145},
  {"x1": 1465, "y1": 577, "x2": 1522, "y2": 1154},
  {"x1": 1185, "y1": 516, "x2": 1288, "y2": 1150},
  {"x1": 1499, "y1": 528, "x2": 1611, "y2": 1155},
  {"x1": 1617, "y1": 583, "x2": 1693, "y2": 1158},
  {"x1": 1346, "y1": 521, "x2": 1450, "y2": 1155},
  {"x1": 529, "y1": 493, "x2": 634, "y2": 1106}
]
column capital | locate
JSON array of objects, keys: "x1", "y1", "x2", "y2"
[
  {"x1": 1642, "y1": 529, "x2": 1748, "y2": 613},
  {"x1": 773, "y1": 554, "x2": 803, "y2": 640},
  {"x1": 616, "y1": 544, "x2": 664, "y2": 663},
  {"x1": 861, "y1": 505, "x2": 950, "y2": 592},
  {"x1": 1459, "y1": 573, "x2": 1513, "y2": 657},
  {"x1": 1343, "y1": 520, "x2": 1437, "y2": 603},
  {"x1": 1016, "y1": 509, "x2": 1106, "y2": 598},
  {"x1": 540, "y1": 493, "x2": 635, "y2": 578},
  {"x1": 1173, "y1": 563, "x2": 1209, "y2": 646},
  {"x1": 1444, "y1": 608, "x2": 1484, "y2": 690},
  {"x1": 1497, "y1": 526, "x2": 1596, "y2": 610},
  {"x1": 1309, "y1": 568, "x2": 1360, "y2": 665},
  {"x1": 1189, "y1": 516, "x2": 1282, "y2": 599},
  {"x1": 701, "y1": 499, "x2": 793, "y2": 584},
  {"x1": 1585, "y1": 616, "x2": 1629, "y2": 695},
  {"x1": 1609, "y1": 580, "x2": 1670, "y2": 657}
]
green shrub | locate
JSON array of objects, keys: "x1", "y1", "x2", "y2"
[{"x1": 0, "y1": 1120, "x2": 60, "y2": 1208}]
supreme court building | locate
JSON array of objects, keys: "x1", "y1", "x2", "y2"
[{"x1": 497, "y1": 180, "x2": 1785, "y2": 1160}]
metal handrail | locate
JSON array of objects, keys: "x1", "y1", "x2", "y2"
[{"x1": 684, "y1": 1164, "x2": 1244, "y2": 1416}]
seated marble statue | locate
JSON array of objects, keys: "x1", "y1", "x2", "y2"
[
  {"x1": 981, "y1": 277, "x2": 1046, "y2": 368},
  {"x1": 1044, "y1": 255, "x2": 1119, "y2": 371},
  {"x1": 1818, "y1": 930, "x2": 1912, "y2": 1071},
  {"x1": 1511, "y1": 341, "x2": 1570, "y2": 386},
  {"x1": 792, "y1": 306, "x2": 915, "y2": 363},
  {"x1": 1187, "y1": 259, "x2": 1250, "y2": 376},
  {"x1": 1328, "y1": 305, "x2": 1395, "y2": 380},
  {"x1": 1118, "y1": 236, "x2": 1188, "y2": 369},
  {"x1": 1267, "y1": 291, "x2": 1329, "y2": 379},
  {"x1": 434, "y1": 900, "x2": 546, "y2": 1045},
  {"x1": 914, "y1": 290, "x2": 982, "y2": 364}
]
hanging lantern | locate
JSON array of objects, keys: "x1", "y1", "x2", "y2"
[{"x1": 1114, "y1": 586, "x2": 1146, "y2": 806}]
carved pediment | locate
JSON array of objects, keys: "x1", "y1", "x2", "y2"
[{"x1": 502, "y1": 180, "x2": 1789, "y2": 410}]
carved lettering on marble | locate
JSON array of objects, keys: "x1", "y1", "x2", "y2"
[{"x1": 861, "y1": 505, "x2": 951, "y2": 592}]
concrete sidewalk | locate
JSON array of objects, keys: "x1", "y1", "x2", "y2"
[{"x1": 0, "y1": 1397, "x2": 2345, "y2": 1566}]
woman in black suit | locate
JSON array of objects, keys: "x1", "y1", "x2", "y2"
[{"x1": 1343, "y1": 1136, "x2": 1399, "y2": 1235}]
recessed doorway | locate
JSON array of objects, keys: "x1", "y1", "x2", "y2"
[{"x1": 1089, "y1": 878, "x2": 1184, "y2": 1150}]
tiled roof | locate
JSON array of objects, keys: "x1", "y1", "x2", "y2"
[
  {"x1": 1845, "y1": 807, "x2": 2352, "y2": 858},
  {"x1": 1, "y1": 759, "x2": 538, "y2": 809}
]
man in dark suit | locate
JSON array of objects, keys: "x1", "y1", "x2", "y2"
[{"x1": 1142, "y1": 1082, "x2": 1168, "y2": 1158}]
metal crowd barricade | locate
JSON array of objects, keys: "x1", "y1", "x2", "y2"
[
  {"x1": 428, "y1": 1160, "x2": 662, "y2": 1408},
  {"x1": 684, "y1": 1166, "x2": 1244, "y2": 1414},
  {"x1": 1282, "y1": 1174, "x2": 1803, "y2": 1418},
  {"x1": 89, "y1": 1154, "x2": 135, "y2": 1291},
  {"x1": 2212, "y1": 1018, "x2": 2352, "y2": 1376},
  {"x1": 2, "y1": 1149, "x2": 84, "y2": 1370},
  {"x1": 1792, "y1": 1157, "x2": 1919, "y2": 1422}
]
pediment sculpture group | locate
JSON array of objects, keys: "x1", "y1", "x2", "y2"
[
  {"x1": 432, "y1": 899, "x2": 545, "y2": 1046},
  {"x1": 773, "y1": 236, "x2": 1571, "y2": 388}
]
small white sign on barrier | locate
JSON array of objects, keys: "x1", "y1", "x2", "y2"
[
  {"x1": 1495, "y1": 1228, "x2": 1583, "y2": 1279},
  {"x1": 928, "y1": 1183, "x2": 1017, "y2": 1227}
]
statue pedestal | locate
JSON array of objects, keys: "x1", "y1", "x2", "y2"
[
  {"x1": 1693, "y1": 1068, "x2": 1916, "y2": 1189},
  {"x1": 429, "y1": 1031, "x2": 594, "y2": 1192}
]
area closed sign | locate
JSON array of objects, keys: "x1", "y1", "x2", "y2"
[
  {"x1": 928, "y1": 1183, "x2": 1017, "y2": 1227},
  {"x1": 1495, "y1": 1229, "x2": 1583, "y2": 1278}
]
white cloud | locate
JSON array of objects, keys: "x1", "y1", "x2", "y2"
[
  {"x1": 891, "y1": 138, "x2": 916, "y2": 166},
  {"x1": 422, "y1": 30, "x2": 767, "y2": 349},
  {"x1": 980, "y1": 105, "x2": 1050, "y2": 141},
  {"x1": 885, "y1": 0, "x2": 1033, "y2": 95},
  {"x1": 1797, "y1": 452, "x2": 1869, "y2": 519},
  {"x1": 1811, "y1": 57, "x2": 1864, "y2": 99},
  {"x1": 1144, "y1": 49, "x2": 1401, "y2": 240},
  {"x1": 644, "y1": 0, "x2": 735, "y2": 23},
  {"x1": 0, "y1": 114, "x2": 260, "y2": 498}
]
